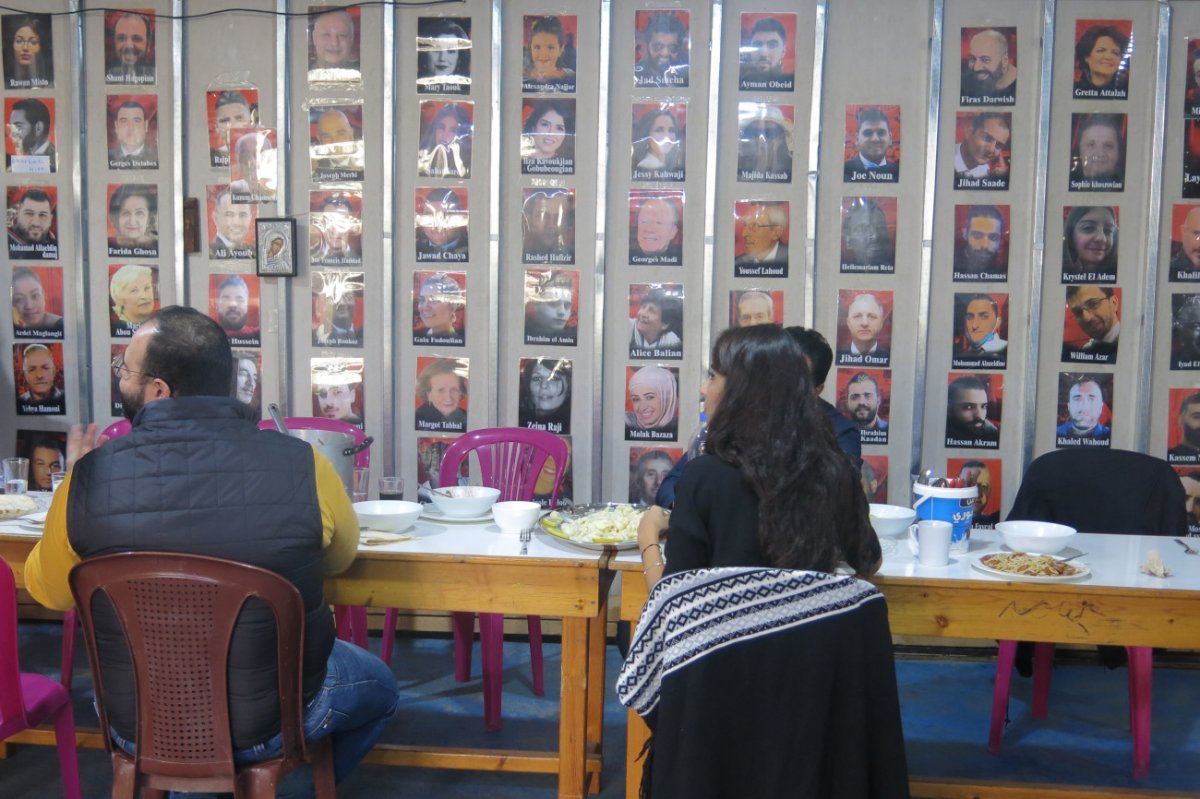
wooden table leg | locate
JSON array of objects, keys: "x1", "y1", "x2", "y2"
[
  {"x1": 625, "y1": 710, "x2": 649, "y2": 799},
  {"x1": 585, "y1": 600, "x2": 607, "y2": 795},
  {"x1": 558, "y1": 616, "x2": 588, "y2": 799}
]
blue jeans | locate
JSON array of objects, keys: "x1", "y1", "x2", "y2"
[{"x1": 113, "y1": 639, "x2": 399, "y2": 799}]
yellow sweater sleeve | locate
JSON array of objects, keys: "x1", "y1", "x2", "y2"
[
  {"x1": 316, "y1": 450, "x2": 360, "y2": 574},
  {"x1": 24, "y1": 472, "x2": 81, "y2": 611}
]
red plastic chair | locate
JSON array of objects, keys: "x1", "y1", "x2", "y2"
[
  {"x1": 0, "y1": 559, "x2": 81, "y2": 799},
  {"x1": 382, "y1": 428, "x2": 567, "y2": 731},
  {"x1": 257, "y1": 416, "x2": 372, "y2": 648}
]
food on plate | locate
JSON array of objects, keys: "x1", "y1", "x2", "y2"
[
  {"x1": 980, "y1": 552, "x2": 1082, "y2": 577},
  {"x1": 0, "y1": 494, "x2": 38, "y2": 520},
  {"x1": 544, "y1": 504, "x2": 644, "y2": 544}
]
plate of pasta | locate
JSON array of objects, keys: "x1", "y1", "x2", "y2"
[
  {"x1": 971, "y1": 552, "x2": 1091, "y2": 583},
  {"x1": 540, "y1": 504, "x2": 644, "y2": 550}
]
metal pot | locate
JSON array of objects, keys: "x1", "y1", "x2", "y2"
[{"x1": 286, "y1": 429, "x2": 373, "y2": 492}]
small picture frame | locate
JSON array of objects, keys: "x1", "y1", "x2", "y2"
[{"x1": 255, "y1": 217, "x2": 297, "y2": 276}]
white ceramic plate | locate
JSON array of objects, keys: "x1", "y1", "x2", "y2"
[
  {"x1": 970, "y1": 553, "x2": 1091, "y2": 583},
  {"x1": 419, "y1": 506, "x2": 494, "y2": 524},
  {"x1": 540, "y1": 504, "x2": 642, "y2": 551}
]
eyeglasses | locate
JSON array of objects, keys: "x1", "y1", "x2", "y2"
[
  {"x1": 111, "y1": 354, "x2": 151, "y2": 380},
  {"x1": 1068, "y1": 296, "x2": 1111, "y2": 318}
]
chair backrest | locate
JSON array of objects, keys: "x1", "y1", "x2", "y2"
[
  {"x1": 438, "y1": 428, "x2": 568, "y2": 507},
  {"x1": 69, "y1": 552, "x2": 310, "y2": 785},
  {"x1": 101, "y1": 419, "x2": 132, "y2": 441},
  {"x1": 1007, "y1": 448, "x2": 1187, "y2": 535},
  {"x1": 0, "y1": 558, "x2": 28, "y2": 727},
  {"x1": 255, "y1": 416, "x2": 370, "y2": 468}
]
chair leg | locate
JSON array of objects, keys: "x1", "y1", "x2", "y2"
[
  {"x1": 452, "y1": 611, "x2": 476, "y2": 682},
  {"x1": 380, "y1": 608, "x2": 399, "y2": 666},
  {"x1": 1031, "y1": 642, "x2": 1056, "y2": 719},
  {"x1": 479, "y1": 612, "x2": 505, "y2": 731},
  {"x1": 1128, "y1": 646, "x2": 1152, "y2": 780},
  {"x1": 59, "y1": 610, "x2": 77, "y2": 689},
  {"x1": 528, "y1": 615, "x2": 545, "y2": 697},
  {"x1": 311, "y1": 736, "x2": 337, "y2": 799},
  {"x1": 52, "y1": 704, "x2": 80, "y2": 799},
  {"x1": 989, "y1": 640, "x2": 1017, "y2": 754}
]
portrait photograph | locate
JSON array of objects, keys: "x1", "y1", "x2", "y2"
[
  {"x1": 733, "y1": 199, "x2": 789, "y2": 278},
  {"x1": 730, "y1": 289, "x2": 782, "y2": 328},
  {"x1": 415, "y1": 187, "x2": 468, "y2": 263},
  {"x1": 840, "y1": 196, "x2": 896, "y2": 274},
  {"x1": 310, "y1": 190, "x2": 362, "y2": 266},
  {"x1": 1168, "y1": 203, "x2": 1200, "y2": 282},
  {"x1": 1055, "y1": 372, "x2": 1113, "y2": 448},
  {"x1": 624, "y1": 365, "x2": 679, "y2": 442},
  {"x1": 106, "y1": 183, "x2": 158, "y2": 258},
  {"x1": 13, "y1": 341, "x2": 64, "y2": 415},
  {"x1": 1062, "y1": 285, "x2": 1120, "y2": 365},
  {"x1": 312, "y1": 356, "x2": 365, "y2": 427},
  {"x1": 108, "y1": 263, "x2": 159, "y2": 338},
  {"x1": 947, "y1": 457, "x2": 1002, "y2": 527},
  {"x1": 206, "y1": 89, "x2": 258, "y2": 169},
  {"x1": 628, "y1": 189, "x2": 683, "y2": 266},
  {"x1": 1187, "y1": 39, "x2": 1200, "y2": 118},
  {"x1": 738, "y1": 13, "x2": 796, "y2": 92},
  {"x1": 1073, "y1": 19, "x2": 1131, "y2": 100},
  {"x1": 959, "y1": 27, "x2": 1016, "y2": 105},
  {"x1": 522, "y1": 15, "x2": 577, "y2": 93},
  {"x1": 953, "y1": 111, "x2": 1010, "y2": 190},
  {"x1": 737, "y1": 102, "x2": 794, "y2": 183},
  {"x1": 104, "y1": 9, "x2": 155, "y2": 85},
  {"x1": 5, "y1": 97, "x2": 55, "y2": 174},
  {"x1": 229, "y1": 127, "x2": 277, "y2": 203},
  {"x1": 208, "y1": 185, "x2": 256, "y2": 260},
  {"x1": 953, "y1": 204, "x2": 1009, "y2": 281},
  {"x1": 534, "y1": 434, "x2": 572, "y2": 507},
  {"x1": 836, "y1": 290, "x2": 892, "y2": 368},
  {"x1": 522, "y1": 188, "x2": 574, "y2": 264},
  {"x1": 307, "y1": 6, "x2": 361, "y2": 85},
  {"x1": 628, "y1": 282, "x2": 683, "y2": 359},
  {"x1": 631, "y1": 102, "x2": 686, "y2": 182},
  {"x1": 521, "y1": 98, "x2": 574, "y2": 176},
  {"x1": 10, "y1": 265, "x2": 63, "y2": 339},
  {"x1": 1178, "y1": 466, "x2": 1200, "y2": 535},
  {"x1": 232, "y1": 349, "x2": 261, "y2": 415},
  {"x1": 945, "y1": 372, "x2": 1002, "y2": 449},
  {"x1": 309, "y1": 104, "x2": 364, "y2": 183},
  {"x1": 843, "y1": 105, "x2": 900, "y2": 183},
  {"x1": 417, "y1": 100, "x2": 472, "y2": 178},
  {"x1": 109, "y1": 344, "x2": 127, "y2": 416},
  {"x1": 860, "y1": 455, "x2": 889, "y2": 503},
  {"x1": 2, "y1": 13, "x2": 53, "y2": 89},
  {"x1": 311, "y1": 269, "x2": 365, "y2": 349},
  {"x1": 416, "y1": 436, "x2": 462, "y2": 496},
  {"x1": 417, "y1": 16, "x2": 471, "y2": 95},
  {"x1": 412, "y1": 270, "x2": 466, "y2": 347},
  {"x1": 951, "y1": 292, "x2": 1008, "y2": 370},
  {"x1": 518, "y1": 357, "x2": 572, "y2": 435},
  {"x1": 14, "y1": 429, "x2": 66, "y2": 491},
  {"x1": 836, "y1": 367, "x2": 890, "y2": 445},
  {"x1": 524, "y1": 268, "x2": 579, "y2": 346},
  {"x1": 634, "y1": 10, "x2": 688, "y2": 88},
  {"x1": 414, "y1": 356, "x2": 468, "y2": 433},
  {"x1": 628, "y1": 447, "x2": 682, "y2": 506},
  {"x1": 6, "y1": 185, "x2": 57, "y2": 260},
  {"x1": 208, "y1": 273, "x2": 261, "y2": 348},
  {"x1": 1061, "y1": 206, "x2": 1118, "y2": 284},
  {"x1": 1068, "y1": 113, "x2": 1127, "y2": 192},
  {"x1": 1167, "y1": 388, "x2": 1200, "y2": 465},
  {"x1": 1187, "y1": 118, "x2": 1200, "y2": 199},
  {"x1": 106, "y1": 94, "x2": 157, "y2": 170},
  {"x1": 1170, "y1": 293, "x2": 1200, "y2": 370}
]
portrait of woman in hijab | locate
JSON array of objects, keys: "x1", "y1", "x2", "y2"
[{"x1": 624, "y1": 365, "x2": 679, "y2": 441}]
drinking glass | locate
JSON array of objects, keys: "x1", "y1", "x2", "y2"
[
  {"x1": 3, "y1": 457, "x2": 29, "y2": 495},
  {"x1": 379, "y1": 476, "x2": 405, "y2": 501},
  {"x1": 352, "y1": 466, "x2": 370, "y2": 503},
  {"x1": 51, "y1": 470, "x2": 67, "y2": 494}
]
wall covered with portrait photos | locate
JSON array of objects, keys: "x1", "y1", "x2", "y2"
[{"x1": 5, "y1": 0, "x2": 1200, "y2": 527}]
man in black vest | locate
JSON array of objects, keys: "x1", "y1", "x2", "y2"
[{"x1": 25, "y1": 305, "x2": 397, "y2": 796}]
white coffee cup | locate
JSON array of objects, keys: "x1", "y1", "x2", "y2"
[{"x1": 910, "y1": 519, "x2": 953, "y2": 566}]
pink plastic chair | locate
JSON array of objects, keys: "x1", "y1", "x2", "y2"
[
  {"x1": 256, "y1": 416, "x2": 372, "y2": 647},
  {"x1": 382, "y1": 428, "x2": 568, "y2": 731},
  {"x1": 1, "y1": 559, "x2": 81, "y2": 799}
]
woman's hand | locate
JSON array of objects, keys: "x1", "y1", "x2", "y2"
[{"x1": 637, "y1": 505, "x2": 670, "y2": 551}]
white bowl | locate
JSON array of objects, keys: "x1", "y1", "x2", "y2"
[
  {"x1": 869, "y1": 503, "x2": 917, "y2": 537},
  {"x1": 996, "y1": 520, "x2": 1077, "y2": 555},
  {"x1": 354, "y1": 500, "x2": 423, "y2": 532},
  {"x1": 492, "y1": 501, "x2": 543, "y2": 534},
  {"x1": 429, "y1": 486, "x2": 501, "y2": 518}
]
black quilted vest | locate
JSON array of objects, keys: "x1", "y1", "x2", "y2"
[{"x1": 68, "y1": 396, "x2": 335, "y2": 748}]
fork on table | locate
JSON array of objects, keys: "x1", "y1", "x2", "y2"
[
  {"x1": 1175, "y1": 538, "x2": 1198, "y2": 555},
  {"x1": 520, "y1": 527, "x2": 532, "y2": 555}
]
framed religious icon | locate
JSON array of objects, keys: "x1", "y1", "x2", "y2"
[{"x1": 255, "y1": 217, "x2": 297, "y2": 277}]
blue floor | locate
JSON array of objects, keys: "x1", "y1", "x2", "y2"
[{"x1": 3, "y1": 621, "x2": 1200, "y2": 797}]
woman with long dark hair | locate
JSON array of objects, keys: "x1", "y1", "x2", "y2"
[
  {"x1": 3, "y1": 15, "x2": 52, "y2": 89},
  {"x1": 637, "y1": 325, "x2": 879, "y2": 588}
]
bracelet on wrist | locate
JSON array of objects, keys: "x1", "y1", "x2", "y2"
[
  {"x1": 642, "y1": 561, "x2": 665, "y2": 574},
  {"x1": 640, "y1": 542, "x2": 662, "y2": 557}
]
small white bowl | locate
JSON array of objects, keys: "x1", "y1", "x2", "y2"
[
  {"x1": 354, "y1": 500, "x2": 423, "y2": 532},
  {"x1": 492, "y1": 501, "x2": 543, "y2": 534},
  {"x1": 429, "y1": 486, "x2": 501, "y2": 518},
  {"x1": 996, "y1": 520, "x2": 1077, "y2": 555},
  {"x1": 869, "y1": 503, "x2": 917, "y2": 537}
]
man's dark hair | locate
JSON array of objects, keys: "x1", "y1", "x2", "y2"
[
  {"x1": 948, "y1": 375, "x2": 989, "y2": 403},
  {"x1": 1068, "y1": 374, "x2": 1105, "y2": 403},
  {"x1": 1180, "y1": 392, "x2": 1200, "y2": 416},
  {"x1": 116, "y1": 98, "x2": 146, "y2": 117},
  {"x1": 786, "y1": 326, "x2": 833, "y2": 386},
  {"x1": 961, "y1": 459, "x2": 987, "y2": 471},
  {"x1": 29, "y1": 434, "x2": 65, "y2": 457},
  {"x1": 140, "y1": 306, "x2": 232, "y2": 397},
  {"x1": 855, "y1": 107, "x2": 890, "y2": 133},
  {"x1": 218, "y1": 274, "x2": 248, "y2": 295},
  {"x1": 964, "y1": 204, "x2": 1005, "y2": 235},
  {"x1": 846, "y1": 371, "x2": 879, "y2": 393},
  {"x1": 17, "y1": 187, "x2": 53, "y2": 210},
  {"x1": 214, "y1": 90, "x2": 250, "y2": 112},
  {"x1": 964, "y1": 293, "x2": 999, "y2": 315},
  {"x1": 750, "y1": 16, "x2": 787, "y2": 43},
  {"x1": 11, "y1": 97, "x2": 49, "y2": 131},
  {"x1": 1065, "y1": 285, "x2": 1114, "y2": 302},
  {"x1": 643, "y1": 12, "x2": 686, "y2": 41},
  {"x1": 970, "y1": 112, "x2": 1010, "y2": 134}
]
